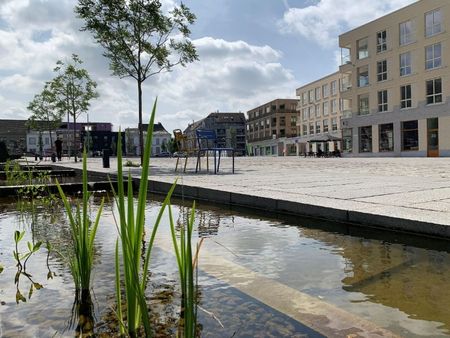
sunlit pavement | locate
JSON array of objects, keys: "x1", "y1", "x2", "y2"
[{"x1": 42, "y1": 155, "x2": 450, "y2": 237}]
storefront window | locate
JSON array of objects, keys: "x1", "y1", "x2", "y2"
[
  {"x1": 343, "y1": 128, "x2": 352, "y2": 153},
  {"x1": 402, "y1": 120, "x2": 418, "y2": 151},
  {"x1": 359, "y1": 126, "x2": 372, "y2": 152},
  {"x1": 379, "y1": 123, "x2": 394, "y2": 152}
]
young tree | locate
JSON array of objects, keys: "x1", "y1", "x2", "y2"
[
  {"x1": 75, "y1": 0, "x2": 198, "y2": 165},
  {"x1": 51, "y1": 54, "x2": 99, "y2": 162},
  {"x1": 27, "y1": 83, "x2": 64, "y2": 153}
]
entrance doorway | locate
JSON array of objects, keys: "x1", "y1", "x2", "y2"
[{"x1": 427, "y1": 118, "x2": 439, "y2": 157}]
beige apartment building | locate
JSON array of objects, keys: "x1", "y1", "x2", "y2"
[
  {"x1": 246, "y1": 99, "x2": 298, "y2": 156},
  {"x1": 339, "y1": 0, "x2": 450, "y2": 157},
  {"x1": 295, "y1": 71, "x2": 343, "y2": 155}
]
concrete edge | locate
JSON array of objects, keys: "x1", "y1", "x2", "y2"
[{"x1": 147, "y1": 179, "x2": 450, "y2": 240}]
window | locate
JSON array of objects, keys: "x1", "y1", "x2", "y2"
[
  {"x1": 377, "y1": 30, "x2": 387, "y2": 53},
  {"x1": 378, "y1": 90, "x2": 388, "y2": 112},
  {"x1": 315, "y1": 104, "x2": 321, "y2": 118},
  {"x1": 323, "y1": 119, "x2": 329, "y2": 132},
  {"x1": 357, "y1": 37, "x2": 369, "y2": 59},
  {"x1": 331, "y1": 117, "x2": 338, "y2": 131},
  {"x1": 426, "y1": 78, "x2": 442, "y2": 104},
  {"x1": 302, "y1": 92, "x2": 307, "y2": 105},
  {"x1": 308, "y1": 106, "x2": 313, "y2": 119},
  {"x1": 358, "y1": 65, "x2": 369, "y2": 87},
  {"x1": 309, "y1": 122, "x2": 314, "y2": 135},
  {"x1": 425, "y1": 9, "x2": 442, "y2": 37},
  {"x1": 44, "y1": 137, "x2": 50, "y2": 145},
  {"x1": 359, "y1": 126, "x2": 372, "y2": 153},
  {"x1": 302, "y1": 124, "x2": 308, "y2": 136},
  {"x1": 29, "y1": 137, "x2": 36, "y2": 145},
  {"x1": 400, "y1": 20, "x2": 413, "y2": 45},
  {"x1": 315, "y1": 121, "x2": 321, "y2": 134},
  {"x1": 358, "y1": 94, "x2": 370, "y2": 115},
  {"x1": 343, "y1": 128, "x2": 352, "y2": 153},
  {"x1": 402, "y1": 120, "x2": 418, "y2": 151},
  {"x1": 322, "y1": 84, "x2": 329, "y2": 98},
  {"x1": 379, "y1": 123, "x2": 394, "y2": 152},
  {"x1": 315, "y1": 87, "x2": 321, "y2": 101},
  {"x1": 377, "y1": 60, "x2": 387, "y2": 82},
  {"x1": 302, "y1": 108, "x2": 308, "y2": 121},
  {"x1": 331, "y1": 99, "x2": 337, "y2": 114},
  {"x1": 290, "y1": 116, "x2": 297, "y2": 127},
  {"x1": 400, "y1": 52, "x2": 412, "y2": 76},
  {"x1": 309, "y1": 90, "x2": 314, "y2": 103},
  {"x1": 331, "y1": 81, "x2": 337, "y2": 96},
  {"x1": 280, "y1": 117, "x2": 286, "y2": 126},
  {"x1": 401, "y1": 85, "x2": 412, "y2": 109},
  {"x1": 323, "y1": 101, "x2": 329, "y2": 116},
  {"x1": 425, "y1": 43, "x2": 441, "y2": 70}
]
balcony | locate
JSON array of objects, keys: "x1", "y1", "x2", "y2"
[{"x1": 342, "y1": 110, "x2": 353, "y2": 118}]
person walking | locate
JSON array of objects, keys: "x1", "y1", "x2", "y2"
[{"x1": 55, "y1": 137, "x2": 63, "y2": 161}]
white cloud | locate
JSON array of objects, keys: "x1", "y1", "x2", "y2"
[
  {"x1": 280, "y1": 0, "x2": 416, "y2": 48},
  {"x1": 0, "y1": 0, "x2": 297, "y2": 133}
]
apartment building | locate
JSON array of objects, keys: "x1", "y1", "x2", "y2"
[
  {"x1": 295, "y1": 71, "x2": 343, "y2": 154},
  {"x1": 339, "y1": 0, "x2": 450, "y2": 157},
  {"x1": 246, "y1": 99, "x2": 298, "y2": 156},
  {"x1": 184, "y1": 112, "x2": 246, "y2": 155}
]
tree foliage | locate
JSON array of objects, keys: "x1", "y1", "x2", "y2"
[
  {"x1": 27, "y1": 83, "x2": 64, "y2": 149},
  {"x1": 75, "y1": 0, "x2": 198, "y2": 164},
  {"x1": 50, "y1": 54, "x2": 99, "y2": 162}
]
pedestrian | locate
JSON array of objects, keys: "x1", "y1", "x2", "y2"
[{"x1": 55, "y1": 137, "x2": 63, "y2": 161}]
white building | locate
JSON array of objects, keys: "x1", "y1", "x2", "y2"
[
  {"x1": 26, "y1": 130, "x2": 57, "y2": 154},
  {"x1": 125, "y1": 122, "x2": 171, "y2": 156}
]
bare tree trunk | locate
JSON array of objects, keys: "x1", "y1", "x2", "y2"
[
  {"x1": 138, "y1": 78, "x2": 144, "y2": 166},
  {"x1": 73, "y1": 114, "x2": 78, "y2": 163}
]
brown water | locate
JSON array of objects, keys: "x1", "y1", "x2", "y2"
[{"x1": 0, "y1": 196, "x2": 450, "y2": 337}]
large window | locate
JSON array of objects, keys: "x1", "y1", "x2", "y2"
[
  {"x1": 357, "y1": 37, "x2": 369, "y2": 59},
  {"x1": 378, "y1": 90, "x2": 388, "y2": 112},
  {"x1": 308, "y1": 106, "x2": 313, "y2": 119},
  {"x1": 377, "y1": 60, "x2": 387, "y2": 82},
  {"x1": 425, "y1": 43, "x2": 441, "y2": 70},
  {"x1": 322, "y1": 84, "x2": 329, "y2": 98},
  {"x1": 302, "y1": 92, "x2": 307, "y2": 105},
  {"x1": 309, "y1": 122, "x2": 314, "y2": 135},
  {"x1": 331, "y1": 117, "x2": 338, "y2": 131},
  {"x1": 315, "y1": 121, "x2": 321, "y2": 134},
  {"x1": 358, "y1": 94, "x2": 370, "y2": 115},
  {"x1": 379, "y1": 123, "x2": 394, "y2": 152},
  {"x1": 330, "y1": 81, "x2": 337, "y2": 96},
  {"x1": 323, "y1": 101, "x2": 329, "y2": 116},
  {"x1": 402, "y1": 120, "x2": 418, "y2": 151},
  {"x1": 426, "y1": 78, "x2": 442, "y2": 105},
  {"x1": 343, "y1": 128, "x2": 352, "y2": 153},
  {"x1": 302, "y1": 124, "x2": 308, "y2": 136},
  {"x1": 377, "y1": 30, "x2": 387, "y2": 53},
  {"x1": 425, "y1": 9, "x2": 442, "y2": 37},
  {"x1": 309, "y1": 90, "x2": 314, "y2": 103},
  {"x1": 400, "y1": 52, "x2": 412, "y2": 76},
  {"x1": 323, "y1": 119, "x2": 329, "y2": 132},
  {"x1": 358, "y1": 65, "x2": 369, "y2": 87},
  {"x1": 331, "y1": 99, "x2": 337, "y2": 114},
  {"x1": 401, "y1": 84, "x2": 412, "y2": 109},
  {"x1": 315, "y1": 87, "x2": 321, "y2": 101},
  {"x1": 302, "y1": 108, "x2": 308, "y2": 121},
  {"x1": 400, "y1": 20, "x2": 413, "y2": 45},
  {"x1": 359, "y1": 126, "x2": 372, "y2": 153},
  {"x1": 315, "y1": 104, "x2": 321, "y2": 118}
]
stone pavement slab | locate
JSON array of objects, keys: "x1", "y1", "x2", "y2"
[{"x1": 46, "y1": 156, "x2": 450, "y2": 238}]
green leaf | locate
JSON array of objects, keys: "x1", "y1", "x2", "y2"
[
  {"x1": 33, "y1": 282, "x2": 44, "y2": 290},
  {"x1": 16, "y1": 290, "x2": 26, "y2": 303}
]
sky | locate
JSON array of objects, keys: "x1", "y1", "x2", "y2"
[{"x1": 0, "y1": 0, "x2": 416, "y2": 132}]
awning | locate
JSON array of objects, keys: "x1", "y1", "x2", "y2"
[{"x1": 307, "y1": 134, "x2": 342, "y2": 143}]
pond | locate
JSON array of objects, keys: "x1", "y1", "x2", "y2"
[{"x1": 1, "y1": 194, "x2": 450, "y2": 337}]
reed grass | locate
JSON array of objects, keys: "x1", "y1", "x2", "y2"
[
  {"x1": 56, "y1": 149, "x2": 104, "y2": 291},
  {"x1": 113, "y1": 99, "x2": 177, "y2": 337},
  {"x1": 168, "y1": 202, "x2": 202, "y2": 338}
]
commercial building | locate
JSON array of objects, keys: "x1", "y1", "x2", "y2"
[
  {"x1": 246, "y1": 99, "x2": 298, "y2": 156},
  {"x1": 339, "y1": 0, "x2": 450, "y2": 157},
  {"x1": 295, "y1": 72, "x2": 343, "y2": 155},
  {"x1": 184, "y1": 112, "x2": 246, "y2": 155}
]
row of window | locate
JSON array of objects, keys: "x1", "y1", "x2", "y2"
[
  {"x1": 299, "y1": 80, "x2": 339, "y2": 106},
  {"x1": 247, "y1": 116, "x2": 297, "y2": 132},
  {"x1": 248, "y1": 103, "x2": 298, "y2": 119},
  {"x1": 301, "y1": 99, "x2": 339, "y2": 120},
  {"x1": 357, "y1": 42, "x2": 442, "y2": 88},
  {"x1": 300, "y1": 118, "x2": 339, "y2": 136},
  {"x1": 357, "y1": 8, "x2": 442, "y2": 60},
  {"x1": 358, "y1": 78, "x2": 442, "y2": 115}
]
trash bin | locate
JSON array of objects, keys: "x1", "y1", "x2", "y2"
[
  {"x1": 102, "y1": 149, "x2": 110, "y2": 168},
  {"x1": 51, "y1": 153, "x2": 56, "y2": 163}
]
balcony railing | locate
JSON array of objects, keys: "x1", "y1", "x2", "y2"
[
  {"x1": 342, "y1": 110, "x2": 353, "y2": 118},
  {"x1": 341, "y1": 82, "x2": 352, "y2": 92}
]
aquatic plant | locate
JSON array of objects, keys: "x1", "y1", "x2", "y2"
[
  {"x1": 12, "y1": 230, "x2": 43, "y2": 303},
  {"x1": 169, "y1": 202, "x2": 202, "y2": 337},
  {"x1": 56, "y1": 149, "x2": 104, "y2": 292},
  {"x1": 113, "y1": 99, "x2": 177, "y2": 337}
]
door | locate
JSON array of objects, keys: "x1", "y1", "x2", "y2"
[{"x1": 427, "y1": 118, "x2": 439, "y2": 157}]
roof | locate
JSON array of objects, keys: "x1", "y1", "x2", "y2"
[{"x1": 141, "y1": 122, "x2": 169, "y2": 133}]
